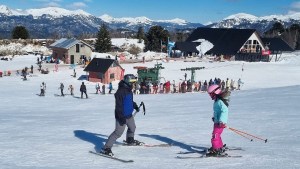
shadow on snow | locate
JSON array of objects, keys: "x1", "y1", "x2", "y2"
[
  {"x1": 139, "y1": 134, "x2": 207, "y2": 152},
  {"x1": 73, "y1": 130, "x2": 108, "y2": 152}
]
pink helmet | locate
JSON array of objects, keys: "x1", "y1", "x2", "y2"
[{"x1": 207, "y1": 85, "x2": 222, "y2": 95}]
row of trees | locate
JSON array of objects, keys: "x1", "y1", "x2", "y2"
[
  {"x1": 95, "y1": 24, "x2": 170, "y2": 53},
  {"x1": 264, "y1": 22, "x2": 300, "y2": 50},
  {"x1": 9, "y1": 24, "x2": 171, "y2": 54}
]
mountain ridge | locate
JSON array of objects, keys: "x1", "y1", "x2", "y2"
[{"x1": 1, "y1": 5, "x2": 300, "y2": 38}]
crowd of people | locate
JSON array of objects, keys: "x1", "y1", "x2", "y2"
[{"x1": 131, "y1": 77, "x2": 244, "y2": 95}]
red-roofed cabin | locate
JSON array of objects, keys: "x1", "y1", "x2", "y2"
[{"x1": 84, "y1": 58, "x2": 124, "y2": 84}]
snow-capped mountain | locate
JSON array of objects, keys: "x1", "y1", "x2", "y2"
[
  {"x1": 0, "y1": 5, "x2": 202, "y2": 38},
  {"x1": 208, "y1": 12, "x2": 300, "y2": 33},
  {"x1": 100, "y1": 14, "x2": 188, "y2": 26},
  {"x1": 99, "y1": 14, "x2": 199, "y2": 31},
  {"x1": 0, "y1": 5, "x2": 91, "y2": 17},
  {"x1": 1, "y1": 4, "x2": 300, "y2": 39}
]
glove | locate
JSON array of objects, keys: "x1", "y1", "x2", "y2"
[
  {"x1": 133, "y1": 102, "x2": 140, "y2": 112},
  {"x1": 212, "y1": 117, "x2": 215, "y2": 122},
  {"x1": 218, "y1": 122, "x2": 227, "y2": 128}
]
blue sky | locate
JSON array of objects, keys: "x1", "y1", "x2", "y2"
[{"x1": 1, "y1": 0, "x2": 299, "y2": 23}]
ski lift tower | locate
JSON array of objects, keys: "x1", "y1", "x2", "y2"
[
  {"x1": 180, "y1": 67, "x2": 205, "y2": 83},
  {"x1": 134, "y1": 63, "x2": 165, "y2": 84}
]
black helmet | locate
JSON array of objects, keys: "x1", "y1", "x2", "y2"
[{"x1": 124, "y1": 74, "x2": 137, "y2": 84}]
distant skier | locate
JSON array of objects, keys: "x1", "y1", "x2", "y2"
[
  {"x1": 102, "y1": 84, "x2": 105, "y2": 95},
  {"x1": 73, "y1": 69, "x2": 76, "y2": 78},
  {"x1": 40, "y1": 82, "x2": 46, "y2": 96},
  {"x1": 59, "y1": 83, "x2": 64, "y2": 96},
  {"x1": 95, "y1": 83, "x2": 101, "y2": 94},
  {"x1": 68, "y1": 85, "x2": 74, "y2": 96},
  {"x1": 108, "y1": 82, "x2": 113, "y2": 94},
  {"x1": 206, "y1": 85, "x2": 230, "y2": 157},
  {"x1": 101, "y1": 74, "x2": 141, "y2": 156},
  {"x1": 30, "y1": 65, "x2": 33, "y2": 74},
  {"x1": 237, "y1": 78, "x2": 244, "y2": 90},
  {"x1": 80, "y1": 82, "x2": 88, "y2": 99}
]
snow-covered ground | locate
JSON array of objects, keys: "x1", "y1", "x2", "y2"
[{"x1": 0, "y1": 52, "x2": 299, "y2": 169}]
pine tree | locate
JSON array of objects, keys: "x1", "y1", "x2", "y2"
[
  {"x1": 95, "y1": 24, "x2": 112, "y2": 53},
  {"x1": 136, "y1": 27, "x2": 145, "y2": 43},
  {"x1": 264, "y1": 22, "x2": 285, "y2": 37},
  {"x1": 144, "y1": 26, "x2": 169, "y2": 52},
  {"x1": 12, "y1": 26, "x2": 29, "y2": 39}
]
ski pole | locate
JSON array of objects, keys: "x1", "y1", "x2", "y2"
[
  {"x1": 228, "y1": 127, "x2": 253, "y2": 141},
  {"x1": 133, "y1": 102, "x2": 145, "y2": 117},
  {"x1": 228, "y1": 127, "x2": 268, "y2": 143}
]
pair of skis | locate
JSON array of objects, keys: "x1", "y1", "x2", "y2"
[
  {"x1": 90, "y1": 145, "x2": 242, "y2": 162},
  {"x1": 89, "y1": 142, "x2": 172, "y2": 163},
  {"x1": 89, "y1": 151, "x2": 134, "y2": 163},
  {"x1": 176, "y1": 146, "x2": 243, "y2": 159}
]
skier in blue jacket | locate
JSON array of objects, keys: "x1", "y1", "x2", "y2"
[{"x1": 101, "y1": 74, "x2": 141, "y2": 156}]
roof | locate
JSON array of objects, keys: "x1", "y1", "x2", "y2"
[
  {"x1": 84, "y1": 58, "x2": 122, "y2": 73},
  {"x1": 49, "y1": 38, "x2": 94, "y2": 50},
  {"x1": 174, "y1": 42, "x2": 199, "y2": 53},
  {"x1": 261, "y1": 38, "x2": 294, "y2": 52},
  {"x1": 186, "y1": 27, "x2": 257, "y2": 55}
]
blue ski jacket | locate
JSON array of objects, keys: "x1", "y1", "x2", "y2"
[
  {"x1": 114, "y1": 80, "x2": 138, "y2": 125},
  {"x1": 213, "y1": 98, "x2": 229, "y2": 124}
]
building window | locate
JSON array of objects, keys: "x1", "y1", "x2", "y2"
[
  {"x1": 76, "y1": 44, "x2": 80, "y2": 53},
  {"x1": 110, "y1": 73, "x2": 115, "y2": 79}
]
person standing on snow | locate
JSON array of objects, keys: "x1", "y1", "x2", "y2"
[
  {"x1": 59, "y1": 83, "x2": 64, "y2": 96},
  {"x1": 80, "y1": 82, "x2": 88, "y2": 99},
  {"x1": 68, "y1": 85, "x2": 74, "y2": 96},
  {"x1": 95, "y1": 83, "x2": 101, "y2": 94},
  {"x1": 206, "y1": 84, "x2": 229, "y2": 157},
  {"x1": 237, "y1": 78, "x2": 244, "y2": 90},
  {"x1": 40, "y1": 82, "x2": 46, "y2": 96},
  {"x1": 101, "y1": 74, "x2": 141, "y2": 156},
  {"x1": 108, "y1": 82, "x2": 113, "y2": 94},
  {"x1": 102, "y1": 84, "x2": 105, "y2": 95}
]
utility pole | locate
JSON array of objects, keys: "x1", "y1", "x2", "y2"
[{"x1": 180, "y1": 67, "x2": 205, "y2": 83}]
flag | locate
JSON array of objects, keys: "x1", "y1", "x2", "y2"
[
  {"x1": 167, "y1": 40, "x2": 175, "y2": 56},
  {"x1": 168, "y1": 41, "x2": 175, "y2": 49}
]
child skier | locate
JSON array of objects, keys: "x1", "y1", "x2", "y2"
[
  {"x1": 95, "y1": 83, "x2": 101, "y2": 94},
  {"x1": 68, "y1": 85, "x2": 74, "y2": 96},
  {"x1": 101, "y1": 74, "x2": 141, "y2": 156},
  {"x1": 206, "y1": 84, "x2": 230, "y2": 157},
  {"x1": 40, "y1": 82, "x2": 46, "y2": 96}
]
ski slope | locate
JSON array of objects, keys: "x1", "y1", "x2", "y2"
[{"x1": 0, "y1": 53, "x2": 299, "y2": 169}]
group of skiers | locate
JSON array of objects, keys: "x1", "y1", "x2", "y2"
[
  {"x1": 100, "y1": 74, "x2": 231, "y2": 157},
  {"x1": 36, "y1": 72, "x2": 233, "y2": 157},
  {"x1": 130, "y1": 77, "x2": 244, "y2": 95},
  {"x1": 38, "y1": 82, "x2": 88, "y2": 99},
  {"x1": 95, "y1": 82, "x2": 113, "y2": 95}
]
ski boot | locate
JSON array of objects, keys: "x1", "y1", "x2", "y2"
[
  {"x1": 206, "y1": 148, "x2": 228, "y2": 157},
  {"x1": 125, "y1": 137, "x2": 144, "y2": 146},
  {"x1": 222, "y1": 144, "x2": 228, "y2": 152},
  {"x1": 101, "y1": 148, "x2": 114, "y2": 157}
]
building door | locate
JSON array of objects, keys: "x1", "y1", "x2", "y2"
[{"x1": 70, "y1": 55, "x2": 74, "y2": 64}]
